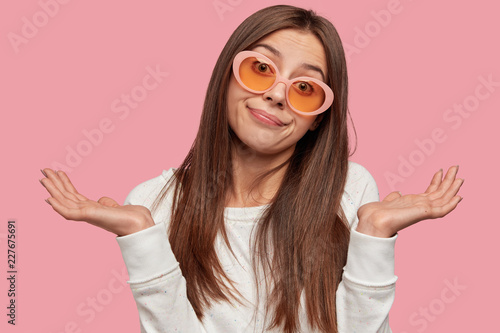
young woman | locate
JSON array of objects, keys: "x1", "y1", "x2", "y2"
[{"x1": 40, "y1": 5, "x2": 464, "y2": 333}]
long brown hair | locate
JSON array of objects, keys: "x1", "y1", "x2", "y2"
[{"x1": 151, "y1": 5, "x2": 355, "y2": 332}]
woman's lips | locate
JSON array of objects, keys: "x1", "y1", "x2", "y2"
[{"x1": 248, "y1": 107, "x2": 285, "y2": 126}]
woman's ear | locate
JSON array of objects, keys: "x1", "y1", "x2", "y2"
[{"x1": 309, "y1": 114, "x2": 324, "y2": 131}]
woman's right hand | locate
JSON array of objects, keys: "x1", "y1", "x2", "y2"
[{"x1": 40, "y1": 168, "x2": 155, "y2": 237}]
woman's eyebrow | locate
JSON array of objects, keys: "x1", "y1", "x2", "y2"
[
  {"x1": 252, "y1": 43, "x2": 326, "y2": 81},
  {"x1": 253, "y1": 43, "x2": 282, "y2": 57}
]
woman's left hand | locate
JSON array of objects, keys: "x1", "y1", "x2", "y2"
[{"x1": 356, "y1": 165, "x2": 464, "y2": 238}]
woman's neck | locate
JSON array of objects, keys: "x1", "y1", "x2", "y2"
[{"x1": 226, "y1": 139, "x2": 294, "y2": 208}]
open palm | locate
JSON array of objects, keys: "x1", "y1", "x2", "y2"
[
  {"x1": 357, "y1": 165, "x2": 464, "y2": 238},
  {"x1": 40, "y1": 168, "x2": 154, "y2": 237}
]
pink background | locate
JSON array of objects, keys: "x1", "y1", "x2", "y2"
[{"x1": 1, "y1": 0, "x2": 498, "y2": 332}]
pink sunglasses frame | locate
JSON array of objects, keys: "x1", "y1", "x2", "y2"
[{"x1": 232, "y1": 50, "x2": 334, "y2": 116}]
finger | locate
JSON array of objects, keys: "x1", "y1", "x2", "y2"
[
  {"x1": 98, "y1": 197, "x2": 120, "y2": 208},
  {"x1": 42, "y1": 168, "x2": 65, "y2": 190},
  {"x1": 430, "y1": 195, "x2": 463, "y2": 219},
  {"x1": 424, "y1": 169, "x2": 443, "y2": 194},
  {"x1": 56, "y1": 170, "x2": 89, "y2": 201},
  {"x1": 41, "y1": 176, "x2": 79, "y2": 207},
  {"x1": 382, "y1": 191, "x2": 402, "y2": 202},
  {"x1": 440, "y1": 177, "x2": 464, "y2": 203},
  {"x1": 42, "y1": 169, "x2": 80, "y2": 201},
  {"x1": 40, "y1": 177, "x2": 80, "y2": 202},
  {"x1": 432, "y1": 165, "x2": 459, "y2": 198},
  {"x1": 45, "y1": 197, "x2": 84, "y2": 221}
]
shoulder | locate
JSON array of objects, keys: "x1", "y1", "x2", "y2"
[
  {"x1": 345, "y1": 161, "x2": 378, "y2": 199},
  {"x1": 341, "y1": 161, "x2": 380, "y2": 225},
  {"x1": 123, "y1": 168, "x2": 177, "y2": 208}
]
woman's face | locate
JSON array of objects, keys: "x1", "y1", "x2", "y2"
[{"x1": 226, "y1": 28, "x2": 327, "y2": 156}]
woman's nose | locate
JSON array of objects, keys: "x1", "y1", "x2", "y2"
[{"x1": 262, "y1": 82, "x2": 287, "y2": 109}]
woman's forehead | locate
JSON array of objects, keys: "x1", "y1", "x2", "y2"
[{"x1": 251, "y1": 29, "x2": 327, "y2": 78}]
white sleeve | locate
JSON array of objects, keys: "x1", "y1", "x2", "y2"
[
  {"x1": 336, "y1": 163, "x2": 398, "y2": 332},
  {"x1": 115, "y1": 172, "x2": 206, "y2": 333}
]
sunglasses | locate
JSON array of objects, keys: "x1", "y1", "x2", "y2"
[{"x1": 232, "y1": 50, "x2": 334, "y2": 116}]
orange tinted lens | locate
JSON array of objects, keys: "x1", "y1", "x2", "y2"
[
  {"x1": 289, "y1": 80, "x2": 326, "y2": 113},
  {"x1": 239, "y1": 56, "x2": 276, "y2": 91}
]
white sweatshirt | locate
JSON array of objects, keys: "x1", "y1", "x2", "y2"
[{"x1": 116, "y1": 161, "x2": 398, "y2": 332}]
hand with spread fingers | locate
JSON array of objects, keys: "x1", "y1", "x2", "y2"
[
  {"x1": 356, "y1": 165, "x2": 464, "y2": 238},
  {"x1": 39, "y1": 168, "x2": 155, "y2": 237}
]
